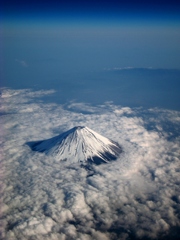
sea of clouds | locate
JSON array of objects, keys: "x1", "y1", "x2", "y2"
[{"x1": 0, "y1": 88, "x2": 180, "y2": 240}]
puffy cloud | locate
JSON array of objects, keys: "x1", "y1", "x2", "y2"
[{"x1": 0, "y1": 88, "x2": 180, "y2": 239}]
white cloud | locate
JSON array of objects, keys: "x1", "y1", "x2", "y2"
[{"x1": 1, "y1": 88, "x2": 180, "y2": 240}]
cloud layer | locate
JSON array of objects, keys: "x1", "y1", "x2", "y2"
[{"x1": 0, "y1": 88, "x2": 180, "y2": 239}]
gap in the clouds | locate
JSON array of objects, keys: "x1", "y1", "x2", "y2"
[
  {"x1": 1, "y1": 68, "x2": 180, "y2": 110},
  {"x1": 32, "y1": 68, "x2": 180, "y2": 112},
  {"x1": 137, "y1": 109, "x2": 180, "y2": 141}
]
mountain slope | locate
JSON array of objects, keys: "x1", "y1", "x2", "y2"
[{"x1": 28, "y1": 126, "x2": 122, "y2": 164}]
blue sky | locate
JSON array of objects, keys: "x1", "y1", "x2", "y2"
[
  {"x1": 2, "y1": 0, "x2": 180, "y2": 17},
  {"x1": 2, "y1": 0, "x2": 180, "y2": 68},
  {"x1": 1, "y1": 0, "x2": 180, "y2": 109}
]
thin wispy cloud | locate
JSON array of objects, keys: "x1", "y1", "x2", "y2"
[
  {"x1": 104, "y1": 67, "x2": 163, "y2": 71},
  {"x1": 0, "y1": 88, "x2": 180, "y2": 240},
  {"x1": 15, "y1": 59, "x2": 28, "y2": 67}
]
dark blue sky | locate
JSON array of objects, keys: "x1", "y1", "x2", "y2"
[{"x1": 2, "y1": 0, "x2": 180, "y2": 21}]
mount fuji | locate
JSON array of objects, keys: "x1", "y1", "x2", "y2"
[{"x1": 27, "y1": 126, "x2": 122, "y2": 165}]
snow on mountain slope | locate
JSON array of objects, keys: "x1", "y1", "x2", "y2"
[{"x1": 28, "y1": 126, "x2": 122, "y2": 164}]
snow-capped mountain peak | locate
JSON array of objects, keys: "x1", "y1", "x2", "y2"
[{"x1": 28, "y1": 126, "x2": 122, "y2": 164}]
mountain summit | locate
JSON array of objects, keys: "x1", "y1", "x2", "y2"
[{"x1": 28, "y1": 126, "x2": 122, "y2": 165}]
